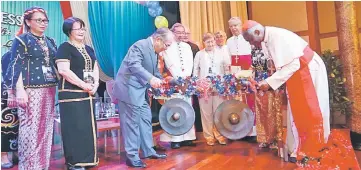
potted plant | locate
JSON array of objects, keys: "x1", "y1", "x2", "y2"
[{"x1": 321, "y1": 50, "x2": 352, "y2": 126}]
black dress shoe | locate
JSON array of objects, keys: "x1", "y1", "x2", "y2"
[
  {"x1": 146, "y1": 153, "x2": 167, "y2": 159},
  {"x1": 181, "y1": 140, "x2": 196, "y2": 147},
  {"x1": 242, "y1": 136, "x2": 257, "y2": 143},
  {"x1": 125, "y1": 159, "x2": 146, "y2": 168},
  {"x1": 171, "y1": 142, "x2": 181, "y2": 149},
  {"x1": 353, "y1": 144, "x2": 361, "y2": 151},
  {"x1": 153, "y1": 145, "x2": 167, "y2": 151},
  {"x1": 67, "y1": 165, "x2": 85, "y2": 170},
  {"x1": 288, "y1": 156, "x2": 297, "y2": 163}
]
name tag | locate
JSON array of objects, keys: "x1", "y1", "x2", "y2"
[
  {"x1": 42, "y1": 66, "x2": 56, "y2": 82},
  {"x1": 83, "y1": 70, "x2": 94, "y2": 84}
]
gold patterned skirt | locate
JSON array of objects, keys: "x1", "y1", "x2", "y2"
[
  {"x1": 17, "y1": 87, "x2": 56, "y2": 170},
  {"x1": 255, "y1": 91, "x2": 283, "y2": 144}
]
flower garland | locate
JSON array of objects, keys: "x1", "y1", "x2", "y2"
[{"x1": 152, "y1": 74, "x2": 256, "y2": 98}]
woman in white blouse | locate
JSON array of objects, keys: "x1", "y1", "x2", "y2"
[{"x1": 193, "y1": 33, "x2": 230, "y2": 146}]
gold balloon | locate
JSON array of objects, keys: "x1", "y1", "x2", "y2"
[{"x1": 155, "y1": 16, "x2": 168, "y2": 29}]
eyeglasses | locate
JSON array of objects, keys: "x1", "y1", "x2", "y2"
[
  {"x1": 162, "y1": 40, "x2": 172, "y2": 48},
  {"x1": 174, "y1": 31, "x2": 185, "y2": 35},
  {"x1": 30, "y1": 18, "x2": 49, "y2": 24},
  {"x1": 164, "y1": 43, "x2": 172, "y2": 48},
  {"x1": 72, "y1": 28, "x2": 87, "y2": 32}
]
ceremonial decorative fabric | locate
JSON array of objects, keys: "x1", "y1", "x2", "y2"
[
  {"x1": 4, "y1": 33, "x2": 58, "y2": 89},
  {"x1": 251, "y1": 48, "x2": 284, "y2": 144},
  {"x1": 17, "y1": 87, "x2": 56, "y2": 170},
  {"x1": 1, "y1": 51, "x2": 19, "y2": 152}
]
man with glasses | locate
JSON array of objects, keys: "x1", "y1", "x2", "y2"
[
  {"x1": 159, "y1": 23, "x2": 197, "y2": 149},
  {"x1": 182, "y1": 26, "x2": 201, "y2": 58},
  {"x1": 112, "y1": 28, "x2": 174, "y2": 168}
]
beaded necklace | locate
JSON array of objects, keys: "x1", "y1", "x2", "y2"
[
  {"x1": 68, "y1": 41, "x2": 93, "y2": 71},
  {"x1": 29, "y1": 32, "x2": 50, "y2": 66}
]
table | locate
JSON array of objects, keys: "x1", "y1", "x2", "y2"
[{"x1": 97, "y1": 118, "x2": 121, "y2": 157}]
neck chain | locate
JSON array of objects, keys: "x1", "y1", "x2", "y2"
[
  {"x1": 177, "y1": 43, "x2": 185, "y2": 72},
  {"x1": 206, "y1": 50, "x2": 215, "y2": 74},
  {"x1": 29, "y1": 32, "x2": 50, "y2": 66},
  {"x1": 68, "y1": 41, "x2": 93, "y2": 71}
]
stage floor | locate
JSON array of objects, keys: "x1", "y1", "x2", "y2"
[{"x1": 6, "y1": 129, "x2": 361, "y2": 170}]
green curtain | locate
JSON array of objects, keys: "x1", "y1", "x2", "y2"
[{"x1": 1, "y1": 1, "x2": 68, "y2": 56}]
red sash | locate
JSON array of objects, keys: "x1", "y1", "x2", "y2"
[
  {"x1": 231, "y1": 55, "x2": 252, "y2": 69},
  {"x1": 286, "y1": 46, "x2": 324, "y2": 158}
]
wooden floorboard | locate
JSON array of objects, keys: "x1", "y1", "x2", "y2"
[{"x1": 6, "y1": 129, "x2": 361, "y2": 170}]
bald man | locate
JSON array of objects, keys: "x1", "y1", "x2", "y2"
[{"x1": 242, "y1": 20, "x2": 330, "y2": 162}]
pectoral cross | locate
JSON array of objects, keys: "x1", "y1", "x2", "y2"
[{"x1": 235, "y1": 56, "x2": 239, "y2": 64}]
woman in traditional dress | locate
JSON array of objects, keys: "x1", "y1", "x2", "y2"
[
  {"x1": 1, "y1": 51, "x2": 19, "y2": 169},
  {"x1": 56, "y1": 17, "x2": 99, "y2": 170},
  {"x1": 4, "y1": 6, "x2": 58, "y2": 170},
  {"x1": 193, "y1": 33, "x2": 230, "y2": 146},
  {"x1": 251, "y1": 47, "x2": 284, "y2": 150}
]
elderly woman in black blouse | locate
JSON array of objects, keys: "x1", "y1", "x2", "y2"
[
  {"x1": 56, "y1": 17, "x2": 99, "y2": 170},
  {"x1": 4, "y1": 6, "x2": 58, "y2": 170}
]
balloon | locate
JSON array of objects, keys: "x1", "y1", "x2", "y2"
[
  {"x1": 138, "y1": 1, "x2": 147, "y2": 5},
  {"x1": 146, "y1": 1, "x2": 159, "y2": 9},
  {"x1": 155, "y1": 16, "x2": 168, "y2": 28},
  {"x1": 148, "y1": 6, "x2": 163, "y2": 17},
  {"x1": 154, "y1": 6, "x2": 163, "y2": 16},
  {"x1": 148, "y1": 7, "x2": 157, "y2": 17},
  {"x1": 134, "y1": 1, "x2": 146, "y2": 5}
]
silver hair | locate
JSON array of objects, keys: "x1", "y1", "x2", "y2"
[
  {"x1": 152, "y1": 27, "x2": 173, "y2": 41},
  {"x1": 228, "y1": 17, "x2": 242, "y2": 25},
  {"x1": 246, "y1": 23, "x2": 265, "y2": 36},
  {"x1": 170, "y1": 23, "x2": 185, "y2": 32},
  {"x1": 214, "y1": 30, "x2": 226, "y2": 36}
]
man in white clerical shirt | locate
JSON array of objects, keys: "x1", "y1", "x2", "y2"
[
  {"x1": 226, "y1": 17, "x2": 252, "y2": 74},
  {"x1": 159, "y1": 23, "x2": 197, "y2": 149},
  {"x1": 226, "y1": 17, "x2": 257, "y2": 142}
]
